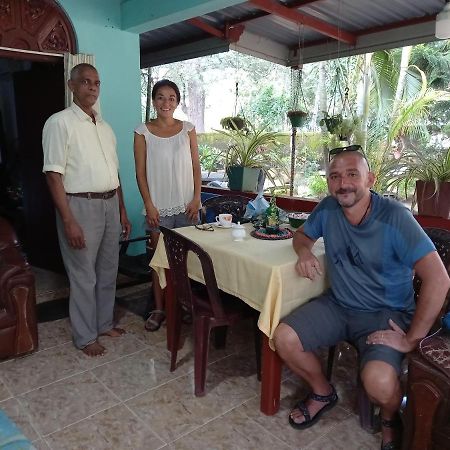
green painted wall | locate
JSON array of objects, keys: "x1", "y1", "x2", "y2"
[
  {"x1": 121, "y1": 0, "x2": 246, "y2": 33},
  {"x1": 58, "y1": 0, "x2": 144, "y2": 240}
]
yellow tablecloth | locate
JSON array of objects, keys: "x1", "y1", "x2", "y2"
[{"x1": 150, "y1": 223, "x2": 328, "y2": 341}]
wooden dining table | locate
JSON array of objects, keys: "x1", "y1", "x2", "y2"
[{"x1": 150, "y1": 222, "x2": 328, "y2": 415}]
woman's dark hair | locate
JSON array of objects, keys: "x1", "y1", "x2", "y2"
[{"x1": 151, "y1": 79, "x2": 181, "y2": 103}]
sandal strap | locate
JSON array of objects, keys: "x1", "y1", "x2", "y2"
[
  {"x1": 296, "y1": 401, "x2": 311, "y2": 422},
  {"x1": 380, "y1": 416, "x2": 401, "y2": 428},
  {"x1": 309, "y1": 384, "x2": 337, "y2": 403},
  {"x1": 149, "y1": 309, "x2": 165, "y2": 316},
  {"x1": 381, "y1": 442, "x2": 398, "y2": 450}
]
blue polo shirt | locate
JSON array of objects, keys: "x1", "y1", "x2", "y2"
[{"x1": 303, "y1": 192, "x2": 435, "y2": 312}]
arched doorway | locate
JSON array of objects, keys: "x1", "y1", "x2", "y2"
[
  {"x1": 0, "y1": 0, "x2": 76, "y2": 55},
  {"x1": 0, "y1": 0, "x2": 77, "y2": 271}
]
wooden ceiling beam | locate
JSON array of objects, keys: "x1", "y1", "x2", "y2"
[
  {"x1": 187, "y1": 18, "x2": 244, "y2": 43},
  {"x1": 249, "y1": 0, "x2": 357, "y2": 45}
]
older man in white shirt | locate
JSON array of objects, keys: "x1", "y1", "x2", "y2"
[{"x1": 42, "y1": 63, "x2": 131, "y2": 357}]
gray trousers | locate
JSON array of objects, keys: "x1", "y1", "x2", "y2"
[{"x1": 56, "y1": 194, "x2": 121, "y2": 349}]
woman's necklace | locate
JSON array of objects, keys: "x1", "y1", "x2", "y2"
[{"x1": 357, "y1": 197, "x2": 372, "y2": 226}]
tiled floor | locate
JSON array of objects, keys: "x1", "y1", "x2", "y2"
[{"x1": 0, "y1": 273, "x2": 382, "y2": 449}]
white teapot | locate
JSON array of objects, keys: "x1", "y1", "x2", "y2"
[{"x1": 231, "y1": 222, "x2": 246, "y2": 241}]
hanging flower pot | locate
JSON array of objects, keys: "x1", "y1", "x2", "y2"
[
  {"x1": 320, "y1": 112, "x2": 359, "y2": 141},
  {"x1": 220, "y1": 116, "x2": 247, "y2": 131},
  {"x1": 287, "y1": 110, "x2": 308, "y2": 128}
]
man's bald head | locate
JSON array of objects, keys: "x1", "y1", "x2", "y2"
[
  {"x1": 70, "y1": 63, "x2": 98, "y2": 81},
  {"x1": 327, "y1": 150, "x2": 370, "y2": 176}
]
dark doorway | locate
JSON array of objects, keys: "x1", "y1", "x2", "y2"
[{"x1": 0, "y1": 57, "x2": 65, "y2": 272}]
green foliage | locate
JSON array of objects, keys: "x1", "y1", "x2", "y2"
[
  {"x1": 410, "y1": 42, "x2": 450, "y2": 89},
  {"x1": 220, "y1": 116, "x2": 247, "y2": 131},
  {"x1": 308, "y1": 173, "x2": 328, "y2": 198},
  {"x1": 320, "y1": 112, "x2": 360, "y2": 140},
  {"x1": 198, "y1": 144, "x2": 224, "y2": 175},
  {"x1": 214, "y1": 121, "x2": 290, "y2": 188},
  {"x1": 245, "y1": 86, "x2": 290, "y2": 130},
  {"x1": 214, "y1": 121, "x2": 283, "y2": 169},
  {"x1": 388, "y1": 147, "x2": 450, "y2": 197}
]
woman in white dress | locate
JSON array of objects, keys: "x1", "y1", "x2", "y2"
[{"x1": 134, "y1": 79, "x2": 201, "y2": 331}]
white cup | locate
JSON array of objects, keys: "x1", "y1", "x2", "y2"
[{"x1": 216, "y1": 213, "x2": 232, "y2": 228}]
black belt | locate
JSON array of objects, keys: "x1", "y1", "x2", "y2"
[{"x1": 67, "y1": 189, "x2": 116, "y2": 200}]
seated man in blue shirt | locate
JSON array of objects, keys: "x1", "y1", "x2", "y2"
[{"x1": 273, "y1": 146, "x2": 450, "y2": 450}]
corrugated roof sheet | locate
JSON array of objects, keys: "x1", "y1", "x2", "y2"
[{"x1": 140, "y1": 0, "x2": 446, "y2": 67}]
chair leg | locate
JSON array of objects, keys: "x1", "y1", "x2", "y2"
[
  {"x1": 194, "y1": 316, "x2": 211, "y2": 397},
  {"x1": 169, "y1": 303, "x2": 183, "y2": 372},
  {"x1": 252, "y1": 316, "x2": 262, "y2": 381},
  {"x1": 327, "y1": 345, "x2": 336, "y2": 381},
  {"x1": 213, "y1": 325, "x2": 228, "y2": 349}
]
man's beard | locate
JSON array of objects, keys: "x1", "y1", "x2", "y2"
[{"x1": 335, "y1": 188, "x2": 359, "y2": 208}]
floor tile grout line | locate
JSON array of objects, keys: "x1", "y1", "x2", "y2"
[
  {"x1": 41, "y1": 397, "x2": 122, "y2": 440},
  {"x1": 121, "y1": 400, "x2": 168, "y2": 446},
  {"x1": 167, "y1": 391, "x2": 261, "y2": 445},
  {"x1": 119, "y1": 368, "x2": 195, "y2": 404},
  {"x1": 35, "y1": 340, "x2": 73, "y2": 354},
  {"x1": 89, "y1": 370, "x2": 126, "y2": 404},
  {"x1": 302, "y1": 408, "x2": 354, "y2": 450},
  {"x1": 82, "y1": 343, "x2": 154, "y2": 370},
  {"x1": 0, "y1": 373, "x2": 14, "y2": 400},
  {"x1": 14, "y1": 392, "x2": 45, "y2": 443},
  {"x1": 2, "y1": 339, "x2": 153, "y2": 399},
  {"x1": 12, "y1": 367, "x2": 93, "y2": 398},
  {"x1": 234, "y1": 400, "x2": 298, "y2": 450},
  {"x1": 119, "y1": 345, "x2": 258, "y2": 405}
]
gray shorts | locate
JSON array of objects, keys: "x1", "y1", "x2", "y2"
[
  {"x1": 146, "y1": 212, "x2": 199, "y2": 232},
  {"x1": 282, "y1": 293, "x2": 414, "y2": 375}
]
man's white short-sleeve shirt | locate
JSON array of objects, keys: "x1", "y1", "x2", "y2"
[{"x1": 42, "y1": 103, "x2": 119, "y2": 193}]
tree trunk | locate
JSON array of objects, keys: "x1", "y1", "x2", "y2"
[
  {"x1": 356, "y1": 53, "x2": 373, "y2": 150},
  {"x1": 187, "y1": 80, "x2": 205, "y2": 132},
  {"x1": 180, "y1": 82, "x2": 188, "y2": 116},
  {"x1": 317, "y1": 61, "x2": 329, "y2": 170},
  {"x1": 392, "y1": 46, "x2": 412, "y2": 118},
  {"x1": 145, "y1": 67, "x2": 153, "y2": 122}
]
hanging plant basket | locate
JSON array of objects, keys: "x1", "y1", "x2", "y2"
[
  {"x1": 287, "y1": 110, "x2": 308, "y2": 128},
  {"x1": 220, "y1": 116, "x2": 247, "y2": 131},
  {"x1": 320, "y1": 112, "x2": 359, "y2": 141}
]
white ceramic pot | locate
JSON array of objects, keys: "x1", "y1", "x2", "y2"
[{"x1": 231, "y1": 222, "x2": 246, "y2": 241}]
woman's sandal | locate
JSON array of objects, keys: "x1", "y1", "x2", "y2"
[
  {"x1": 144, "y1": 310, "x2": 165, "y2": 332},
  {"x1": 289, "y1": 384, "x2": 338, "y2": 430},
  {"x1": 181, "y1": 305, "x2": 193, "y2": 324},
  {"x1": 380, "y1": 416, "x2": 402, "y2": 450}
]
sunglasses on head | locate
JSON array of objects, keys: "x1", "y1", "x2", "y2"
[
  {"x1": 328, "y1": 144, "x2": 363, "y2": 160},
  {"x1": 328, "y1": 144, "x2": 370, "y2": 169}
]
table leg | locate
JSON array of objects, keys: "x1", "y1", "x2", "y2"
[{"x1": 260, "y1": 334, "x2": 282, "y2": 415}]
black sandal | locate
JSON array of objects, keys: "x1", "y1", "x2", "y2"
[
  {"x1": 289, "y1": 384, "x2": 338, "y2": 430},
  {"x1": 380, "y1": 416, "x2": 402, "y2": 450}
]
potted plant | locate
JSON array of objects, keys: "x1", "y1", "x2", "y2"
[
  {"x1": 220, "y1": 116, "x2": 247, "y2": 131},
  {"x1": 287, "y1": 110, "x2": 308, "y2": 128},
  {"x1": 288, "y1": 67, "x2": 309, "y2": 128},
  {"x1": 214, "y1": 121, "x2": 283, "y2": 192},
  {"x1": 320, "y1": 112, "x2": 360, "y2": 141},
  {"x1": 389, "y1": 147, "x2": 450, "y2": 218}
]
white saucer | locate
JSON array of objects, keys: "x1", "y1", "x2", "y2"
[{"x1": 213, "y1": 222, "x2": 233, "y2": 228}]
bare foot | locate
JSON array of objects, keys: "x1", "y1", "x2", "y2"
[
  {"x1": 99, "y1": 327, "x2": 126, "y2": 337},
  {"x1": 81, "y1": 341, "x2": 106, "y2": 357}
]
